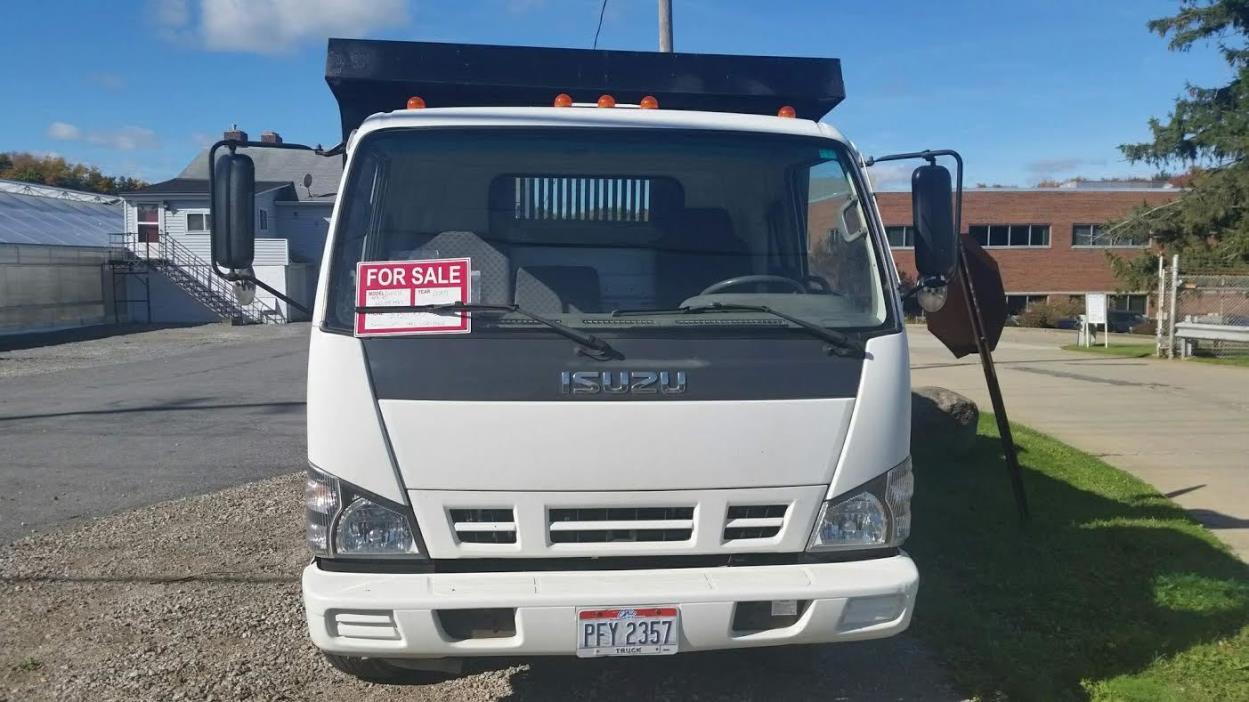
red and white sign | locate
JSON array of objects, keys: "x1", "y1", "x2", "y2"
[{"x1": 355, "y1": 258, "x2": 472, "y2": 337}]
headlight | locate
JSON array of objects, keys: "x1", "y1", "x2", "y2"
[
  {"x1": 808, "y1": 457, "x2": 913, "y2": 552},
  {"x1": 305, "y1": 466, "x2": 424, "y2": 559},
  {"x1": 336, "y1": 497, "x2": 419, "y2": 556}
]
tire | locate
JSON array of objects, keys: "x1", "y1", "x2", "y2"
[{"x1": 322, "y1": 653, "x2": 453, "y2": 685}]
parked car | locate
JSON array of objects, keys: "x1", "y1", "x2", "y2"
[{"x1": 1107, "y1": 310, "x2": 1147, "y2": 333}]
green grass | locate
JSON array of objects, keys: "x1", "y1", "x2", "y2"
[
  {"x1": 12, "y1": 658, "x2": 41, "y2": 672},
  {"x1": 908, "y1": 417, "x2": 1249, "y2": 701},
  {"x1": 1192, "y1": 354, "x2": 1249, "y2": 367},
  {"x1": 1061, "y1": 343, "x2": 1157, "y2": 358},
  {"x1": 1062, "y1": 343, "x2": 1249, "y2": 367}
]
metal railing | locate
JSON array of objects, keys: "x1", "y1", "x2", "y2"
[{"x1": 108, "y1": 232, "x2": 285, "y2": 324}]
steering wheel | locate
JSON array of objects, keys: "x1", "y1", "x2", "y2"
[{"x1": 700, "y1": 275, "x2": 808, "y2": 296}]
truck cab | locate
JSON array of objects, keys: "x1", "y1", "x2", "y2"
[{"x1": 215, "y1": 40, "x2": 948, "y2": 682}]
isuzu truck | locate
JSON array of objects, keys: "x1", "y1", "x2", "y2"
[{"x1": 208, "y1": 39, "x2": 967, "y2": 682}]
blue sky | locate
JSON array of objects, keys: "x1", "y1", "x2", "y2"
[{"x1": 0, "y1": 0, "x2": 1231, "y2": 188}]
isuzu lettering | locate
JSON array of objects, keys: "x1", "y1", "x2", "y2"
[{"x1": 208, "y1": 39, "x2": 966, "y2": 682}]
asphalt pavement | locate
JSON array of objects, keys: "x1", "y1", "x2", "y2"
[
  {"x1": 909, "y1": 325, "x2": 1249, "y2": 559},
  {"x1": 0, "y1": 323, "x2": 309, "y2": 543}
]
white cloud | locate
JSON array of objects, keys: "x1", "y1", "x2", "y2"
[
  {"x1": 152, "y1": 0, "x2": 408, "y2": 54},
  {"x1": 866, "y1": 163, "x2": 912, "y2": 191},
  {"x1": 505, "y1": 0, "x2": 546, "y2": 14},
  {"x1": 47, "y1": 121, "x2": 82, "y2": 141},
  {"x1": 1023, "y1": 157, "x2": 1106, "y2": 180},
  {"x1": 87, "y1": 72, "x2": 127, "y2": 91},
  {"x1": 87, "y1": 126, "x2": 160, "y2": 151},
  {"x1": 46, "y1": 122, "x2": 159, "y2": 151}
]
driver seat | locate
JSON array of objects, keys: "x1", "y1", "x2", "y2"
[{"x1": 653, "y1": 208, "x2": 751, "y2": 306}]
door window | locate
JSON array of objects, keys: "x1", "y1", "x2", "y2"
[{"x1": 137, "y1": 205, "x2": 160, "y2": 243}]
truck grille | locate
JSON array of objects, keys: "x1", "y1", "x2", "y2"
[
  {"x1": 450, "y1": 508, "x2": 517, "y2": 544},
  {"x1": 411, "y1": 487, "x2": 825, "y2": 558},
  {"x1": 722, "y1": 504, "x2": 789, "y2": 541},
  {"x1": 548, "y1": 506, "x2": 695, "y2": 544}
]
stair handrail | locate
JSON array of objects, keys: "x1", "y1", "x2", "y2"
[{"x1": 155, "y1": 234, "x2": 286, "y2": 323}]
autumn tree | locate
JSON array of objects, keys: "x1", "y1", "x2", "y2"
[
  {"x1": 0, "y1": 152, "x2": 146, "y2": 195},
  {"x1": 1111, "y1": 0, "x2": 1249, "y2": 288}
]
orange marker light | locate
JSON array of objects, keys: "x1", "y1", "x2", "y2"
[
  {"x1": 553, "y1": 93, "x2": 573, "y2": 108},
  {"x1": 639, "y1": 95, "x2": 659, "y2": 109},
  {"x1": 777, "y1": 105, "x2": 796, "y2": 118},
  {"x1": 597, "y1": 94, "x2": 616, "y2": 108},
  {"x1": 406, "y1": 96, "x2": 427, "y2": 109}
]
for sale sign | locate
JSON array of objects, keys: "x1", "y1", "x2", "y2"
[{"x1": 355, "y1": 258, "x2": 472, "y2": 337}]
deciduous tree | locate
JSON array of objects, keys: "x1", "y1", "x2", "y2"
[{"x1": 0, "y1": 152, "x2": 146, "y2": 195}]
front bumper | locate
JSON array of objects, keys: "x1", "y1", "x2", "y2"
[{"x1": 303, "y1": 554, "x2": 919, "y2": 658}]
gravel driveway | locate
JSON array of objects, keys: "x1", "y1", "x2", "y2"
[{"x1": 0, "y1": 474, "x2": 959, "y2": 701}]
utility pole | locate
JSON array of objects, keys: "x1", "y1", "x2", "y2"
[
  {"x1": 1155, "y1": 253, "x2": 1166, "y2": 357},
  {"x1": 659, "y1": 0, "x2": 673, "y2": 52},
  {"x1": 1167, "y1": 253, "x2": 1180, "y2": 358}
]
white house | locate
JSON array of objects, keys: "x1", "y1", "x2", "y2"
[{"x1": 118, "y1": 129, "x2": 341, "y2": 323}]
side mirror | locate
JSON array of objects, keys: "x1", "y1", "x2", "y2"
[
  {"x1": 911, "y1": 164, "x2": 957, "y2": 281},
  {"x1": 211, "y1": 152, "x2": 256, "y2": 270}
]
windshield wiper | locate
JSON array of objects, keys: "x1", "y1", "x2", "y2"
[
  {"x1": 612, "y1": 302, "x2": 865, "y2": 357},
  {"x1": 356, "y1": 302, "x2": 622, "y2": 360}
]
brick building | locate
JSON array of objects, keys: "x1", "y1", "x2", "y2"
[{"x1": 875, "y1": 184, "x2": 1180, "y2": 315}]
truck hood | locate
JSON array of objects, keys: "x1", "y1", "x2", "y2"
[{"x1": 378, "y1": 398, "x2": 854, "y2": 491}]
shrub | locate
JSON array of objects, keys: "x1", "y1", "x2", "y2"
[{"x1": 1017, "y1": 299, "x2": 1082, "y2": 328}]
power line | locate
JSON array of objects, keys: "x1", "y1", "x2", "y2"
[{"x1": 592, "y1": 0, "x2": 608, "y2": 49}]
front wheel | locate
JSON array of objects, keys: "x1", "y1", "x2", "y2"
[{"x1": 322, "y1": 653, "x2": 453, "y2": 685}]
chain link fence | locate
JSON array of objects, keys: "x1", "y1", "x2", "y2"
[{"x1": 1160, "y1": 258, "x2": 1249, "y2": 359}]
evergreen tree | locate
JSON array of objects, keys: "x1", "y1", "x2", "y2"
[{"x1": 1112, "y1": 0, "x2": 1249, "y2": 287}]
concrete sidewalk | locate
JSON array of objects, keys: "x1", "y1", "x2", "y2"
[{"x1": 908, "y1": 326, "x2": 1249, "y2": 559}]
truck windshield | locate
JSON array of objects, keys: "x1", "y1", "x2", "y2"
[{"x1": 325, "y1": 128, "x2": 890, "y2": 334}]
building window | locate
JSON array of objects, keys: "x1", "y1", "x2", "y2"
[
  {"x1": 1072, "y1": 224, "x2": 1148, "y2": 247},
  {"x1": 970, "y1": 224, "x2": 1050, "y2": 247},
  {"x1": 885, "y1": 225, "x2": 915, "y2": 248},
  {"x1": 258, "y1": 209, "x2": 269, "y2": 231},
  {"x1": 186, "y1": 212, "x2": 212, "y2": 232},
  {"x1": 137, "y1": 204, "x2": 160, "y2": 243},
  {"x1": 1110, "y1": 294, "x2": 1147, "y2": 314},
  {"x1": 1005, "y1": 294, "x2": 1047, "y2": 315}
]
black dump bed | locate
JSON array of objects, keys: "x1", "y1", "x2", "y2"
[{"x1": 325, "y1": 38, "x2": 844, "y2": 139}]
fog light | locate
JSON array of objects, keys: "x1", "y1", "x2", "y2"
[{"x1": 839, "y1": 594, "x2": 906, "y2": 630}]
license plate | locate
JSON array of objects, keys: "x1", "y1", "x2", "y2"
[{"x1": 576, "y1": 606, "x2": 680, "y2": 657}]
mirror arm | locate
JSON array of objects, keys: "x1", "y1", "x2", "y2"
[
  {"x1": 211, "y1": 261, "x2": 311, "y2": 315},
  {"x1": 867, "y1": 148, "x2": 1030, "y2": 525},
  {"x1": 864, "y1": 149, "x2": 963, "y2": 237},
  {"x1": 900, "y1": 274, "x2": 950, "y2": 300},
  {"x1": 208, "y1": 137, "x2": 320, "y2": 315}
]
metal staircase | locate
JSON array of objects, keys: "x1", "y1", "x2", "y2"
[{"x1": 109, "y1": 233, "x2": 286, "y2": 324}]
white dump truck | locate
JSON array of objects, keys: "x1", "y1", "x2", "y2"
[{"x1": 208, "y1": 39, "x2": 971, "y2": 682}]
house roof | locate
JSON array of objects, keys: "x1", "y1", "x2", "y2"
[
  {"x1": 121, "y1": 178, "x2": 293, "y2": 197},
  {"x1": 0, "y1": 188, "x2": 122, "y2": 247},
  {"x1": 176, "y1": 146, "x2": 343, "y2": 202}
]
